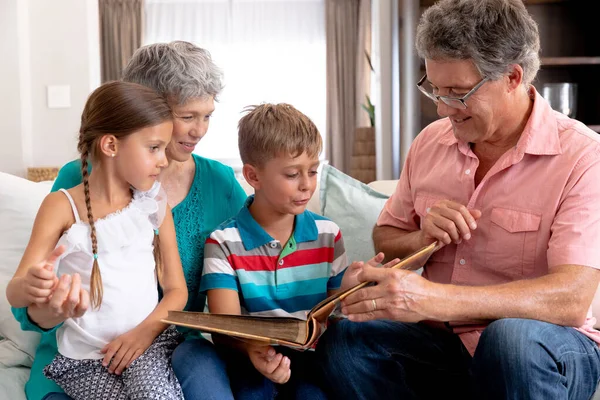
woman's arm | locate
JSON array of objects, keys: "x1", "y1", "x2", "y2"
[{"x1": 51, "y1": 159, "x2": 85, "y2": 192}]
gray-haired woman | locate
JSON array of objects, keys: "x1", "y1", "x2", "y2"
[{"x1": 13, "y1": 41, "x2": 245, "y2": 400}]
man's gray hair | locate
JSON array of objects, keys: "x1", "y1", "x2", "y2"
[
  {"x1": 415, "y1": 0, "x2": 541, "y2": 86},
  {"x1": 122, "y1": 41, "x2": 224, "y2": 105}
]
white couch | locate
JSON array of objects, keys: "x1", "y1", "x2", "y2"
[
  {"x1": 0, "y1": 170, "x2": 398, "y2": 398},
  {"x1": 2, "y1": 170, "x2": 600, "y2": 399}
]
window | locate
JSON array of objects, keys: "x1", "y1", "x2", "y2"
[{"x1": 144, "y1": 0, "x2": 326, "y2": 166}]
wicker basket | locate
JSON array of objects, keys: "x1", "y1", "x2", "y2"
[{"x1": 27, "y1": 167, "x2": 59, "y2": 182}]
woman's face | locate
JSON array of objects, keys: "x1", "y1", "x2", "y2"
[{"x1": 166, "y1": 96, "x2": 215, "y2": 163}]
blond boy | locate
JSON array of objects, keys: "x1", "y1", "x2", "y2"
[{"x1": 200, "y1": 103, "x2": 388, "y2": 399}]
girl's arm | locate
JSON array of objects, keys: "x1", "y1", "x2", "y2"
[
  {"x1": 101, "y1": 206, "x2": 188, "y2": 374},
  {"x1": 7, "y1": 192, "x2": 72, "y2": 308}
]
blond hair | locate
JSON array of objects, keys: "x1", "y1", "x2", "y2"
[{"x1": 238, "y1": 103, "x2": 322, "y2": 167}]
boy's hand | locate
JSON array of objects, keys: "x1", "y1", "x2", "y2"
[
  {"x1": 340, "y1": 253, "x2": 400, "y2": 291},
  {"x1": 246, "y1": 344, "x2": 291, "y2": 384},
  {"x1": 22, "y1": 246, "x2": 65, "y2": 304},
  {"x1": 101, "y1": 325, "x2": 157, "y2": 375}
]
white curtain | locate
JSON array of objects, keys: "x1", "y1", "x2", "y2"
[{"x1": 145, "y1": 0, "x2": 326, "y2": 165}]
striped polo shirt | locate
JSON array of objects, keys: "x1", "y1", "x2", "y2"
[{"x1": 201, "y1": 195, "x2": 348, "y2": 320}]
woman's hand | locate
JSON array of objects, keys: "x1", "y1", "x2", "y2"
[
  {"x1": 339, "y1": 253, "x2": 401, "y2": 292},
  {"x1": 246, "y1": 344, "x2": 291, "y2": 384},
  {"x1": 101, "y1": 325, "x2": 158, "y2": 375},
  {"x1": 421, "y1": 200, "x2": 481, "y2": 246},
  {"x1": 27, "y1": 272, "x2": 90, "y2": 329}
]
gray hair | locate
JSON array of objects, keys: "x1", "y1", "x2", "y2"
[
  {"x1": 415, "y1": 0, "x2": 541, "y2": 86},
  {"x1": 122, "y1": 41, "x2": 224, "y2": 105}
]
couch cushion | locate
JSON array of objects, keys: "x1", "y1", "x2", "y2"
[
  {"x1": 319, "y1": 165, "x2": 390, "y2": 264},
  {"x1": 0, "y1": 172, "x2": 53, "y2": 366}
]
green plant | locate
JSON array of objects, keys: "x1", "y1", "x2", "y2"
[
  {"x1": 362, "y1": 50, "x2": 375, "y2": 127},
  {"x1": 362, "y1": 94, "x2": 375, "y2": 127}
]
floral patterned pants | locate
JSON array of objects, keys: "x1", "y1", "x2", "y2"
[{"x1": 44, "y1": 326, "x2": 184, "y2": 400}]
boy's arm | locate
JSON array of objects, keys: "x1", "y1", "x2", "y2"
[{"x1": 326, "y1": 228, "x2": 349, "y2": 297}]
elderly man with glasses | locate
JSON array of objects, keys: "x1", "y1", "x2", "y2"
[{"x1": 316, "y1": 0, "x2": 600, "y2": 399}]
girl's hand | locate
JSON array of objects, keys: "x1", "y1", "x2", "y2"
[
  {"x1": 22, "y1": 246, "x2": 65, "y2": 305},
  {"x1": 101, "y1": 326, "x2": 157, "y2": 375},
  {"x1": 339, "y1": 253, "x2": 400, "y2": 292},
  {"x1": 246, "y1": 344, "x2": 291, "y2": 384},
  {"x1": 27, "y1": 272, "x2": 90, "y2": 329}
]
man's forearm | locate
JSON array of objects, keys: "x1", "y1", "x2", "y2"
[
  {"x1": 426, "y1": 265, "x2": 598, "y2": 327},
  {"x1": 372, "y1": 225, "x2": 429, "y2": 263}
]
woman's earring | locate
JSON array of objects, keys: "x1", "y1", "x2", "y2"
[{"x1": 111, "y1": 153, "x2": 116, "y2": 158}]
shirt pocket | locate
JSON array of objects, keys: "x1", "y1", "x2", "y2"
[
  {"x1": 414, "y1": 194, "x2": 455, "y2": 264},
  {"x1": 485, "y1": 207, "x2": 541, "y2": 278}
]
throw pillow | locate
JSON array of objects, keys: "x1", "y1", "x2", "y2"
[
  {"x1": 0, "y1": 172, "x2": 53, "y2": 365},
  {"x1": 319, "y1": 164, "x2": 390, "y2": 264}
]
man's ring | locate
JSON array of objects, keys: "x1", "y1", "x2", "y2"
[{"x1": 371, "y1": 299, "x2": 377, "y2": 311}]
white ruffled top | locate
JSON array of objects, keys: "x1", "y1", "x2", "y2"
[{"x1": 54, "y1": 182, "x2": 167, "y2": 360}]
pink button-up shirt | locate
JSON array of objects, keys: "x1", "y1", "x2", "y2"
[{"x1": 378, "y1": 89, "x2": 600, "y2": 355}]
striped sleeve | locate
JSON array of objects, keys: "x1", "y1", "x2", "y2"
[
  {"x1": 328, "y1": 227, "x2": 348, "y2": 290},
  {"x1": 200, "y1": 232, "x2": 239, "y2": 293}
]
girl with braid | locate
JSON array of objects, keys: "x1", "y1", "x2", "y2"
[{"x1": 6, "y1": 81, "x2": 188, "y2": 400}]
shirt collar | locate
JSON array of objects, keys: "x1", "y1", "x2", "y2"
[
  {"x1": 437, "y1": 87, "x2": 562, "y2": 156},
  {"x1": 236, "y1": 195, "x2": 319, "y2": 251}
]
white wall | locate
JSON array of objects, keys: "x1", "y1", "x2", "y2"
[
  {"x1": 0, "y1": 0, "x2": 25, "y2": 176},
  {"x1": 0, "y1": 0, "x2": 100, "y2": 177},
  {"x1": 372, "y1": 0, "x2": 395, "y2": 180}
]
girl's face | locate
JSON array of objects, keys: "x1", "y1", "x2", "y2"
[
  {"x1": 115, "y1": 121, "x2": 173, "y2": 191},
  {"x1": 166, "y1": 96, "x2": 215, "y2": 163}
]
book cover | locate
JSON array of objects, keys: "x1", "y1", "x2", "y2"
[{"x1": 162, "y1": 242, "x2": 438, "y2": 349}]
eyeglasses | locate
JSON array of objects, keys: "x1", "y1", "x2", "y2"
[{"x1": 417, "y1": 74, "x2": 489, "y2": 109}]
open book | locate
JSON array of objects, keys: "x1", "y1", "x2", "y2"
[{"x1": 162, "y1": 242, "x2": 438, "y2": 349}]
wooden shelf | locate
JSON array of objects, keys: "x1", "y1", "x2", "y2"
[
  {"x1": 542, "y1": 57, "x2": 600, "y2": 66},
  {"x1": 588, "y1": 125, "x2": 600, "y2": 133}
]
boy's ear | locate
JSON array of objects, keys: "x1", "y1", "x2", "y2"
[
  {"x1": 99, "y1": 135, "x2": 118, "y2": 158},
  {"x1": 242, "y1": 164, "x2": 261, "y2": 191}
]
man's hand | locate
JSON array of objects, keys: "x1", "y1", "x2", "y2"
[
  {"x1": 101, "y1": 326, "x2": 158, "y2": 375},
  {"x1": 421, "y1": 200, "x2": 481, "y2": 245},
  {"x1": 339, "y1": 253, "x2": 401, "y2": 292},
  {"x1": 21, "y1": 246, "x2": 65, "y2": 305},
  {"x1": 246, "y1": 344, "x2": 291, "y2": 384},
  {"x1": 341, "y1": 266, "x2": 436, "y2": 323}
]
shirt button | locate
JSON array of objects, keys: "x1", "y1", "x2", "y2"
[
  {"x1": 426, "y1": 207, "x2": 431, "y2": 213},
  {"x1": 278, "y1": 259, "x2": 284, "y2": 266},
  {"x1": 459, "y1": 258, "x2": 466, "y2": 265},
  {"x1": 465, "y1": 169, "x2": 471, "y2": 175},
  {"x1": 270, "y1": 242, "x2": 277, "y2": 248}
]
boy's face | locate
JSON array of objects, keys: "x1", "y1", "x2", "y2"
[{"x1": 252, "y1": 152, "x2": 320, "y2": 215}]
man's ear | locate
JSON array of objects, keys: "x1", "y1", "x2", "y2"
[
  {"x1": 243, "y1": 164, "x2": 261, "y2": 191},
  {"x1": 506, "y1": 64, "x2": 524, "y2": 92},
  {"x1": 99, "y1": 135, "x2": 119, "y2": 158}
]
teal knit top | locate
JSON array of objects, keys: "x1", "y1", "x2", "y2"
[{"x1": 12, "y1": 154, "x2": 247, "y2": 400}]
